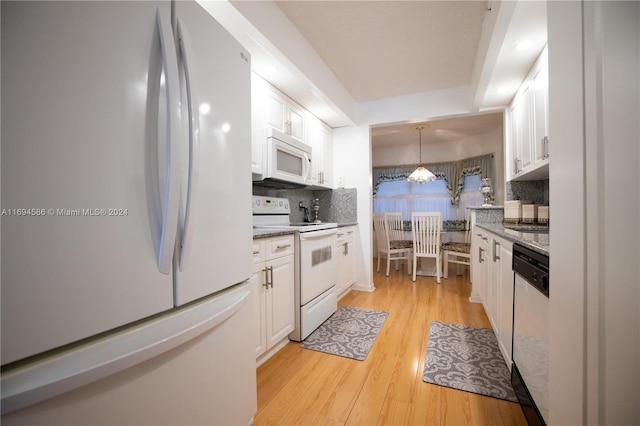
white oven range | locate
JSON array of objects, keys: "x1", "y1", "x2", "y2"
[{"x1": 252, "y1": 196, "x2": 338, "y2": 341}]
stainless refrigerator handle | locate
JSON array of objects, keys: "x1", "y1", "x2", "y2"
[
  {"x1": 156, "y1": 8, "x2": 181, "y2": 275},
  {"x1": 177, "y1": 18, "x2": 200, "y2": 272}
]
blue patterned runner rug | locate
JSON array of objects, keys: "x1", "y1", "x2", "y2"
[
  {"x1": 423, "y1": 321, "x2": 517, "y2": 402},
  {"x1": 300, "y1": 306, "x2": 388, "y2": 361}
]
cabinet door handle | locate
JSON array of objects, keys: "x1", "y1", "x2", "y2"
[
  {"x1": 343, "y1": 242, "x2": 349, "y2": 256},
  {"x1": 268, "y1": 266, "x2": 274, "y2": 288},
  {"x1": 479, "y1": 247, "x2": 484, "y2": 263},
  {"x1": 544, "y1": 136, "x2": 549, "y2": 158},
  {"x1": 493, "y1": 240, "x2": 500, "y2": 262},
  {"x1": 262, "y1": 267, "x2": 269, "y2": 288}
]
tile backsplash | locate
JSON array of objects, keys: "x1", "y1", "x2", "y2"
[
  {"x1": 252, "y1": 186, "x2": 357, "y2": 224},
  {"x1": 505, "y1": 179, "x2": 549, "y2": 204}
]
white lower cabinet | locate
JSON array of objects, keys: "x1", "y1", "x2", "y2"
[
  {"x1": 251, "y1": 235, "x2": 295, "y2": 365},
  {"x1": 335, "y1": 226, "x2": 356, "y2": 298},
  {"x1": 471, "y1": 228, "x2": 514, "y2": 369},
  {"x1": 489, "y1": 234, "x2": 513, "y2": 368},
  {"x1": 471, "y1": 228, "x2": 490, "y2": 303}
]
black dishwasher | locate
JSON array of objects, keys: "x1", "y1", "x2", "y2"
[{"x1": 511, "y1": 243, "x2": 549, "y2": 426}]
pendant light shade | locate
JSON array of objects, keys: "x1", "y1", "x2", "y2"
[{"x1": 407, "y1": 125, "x2": 436, "y2": 184}]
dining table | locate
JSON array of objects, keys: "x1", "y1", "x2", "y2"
[{"x1": 394, "y1": 223, "x2": 467, "y2": 277}]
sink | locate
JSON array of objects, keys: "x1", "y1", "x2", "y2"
[{"x1": 504, "y1": 224, "x2": 549, "y2": 234}]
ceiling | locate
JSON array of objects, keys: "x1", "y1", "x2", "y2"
[
  {"x1": 371, "y1": 112, "x2": 504, "y2": 148},
  {"x1": 275, "y1": 1, "x2": 488, "y2": 102},
  {"x1": 214, "y1": 0, "x2": 546, "y2": 145},
  {"x1": 273, "y1": 0, "x2": 546, "y2": 146}
]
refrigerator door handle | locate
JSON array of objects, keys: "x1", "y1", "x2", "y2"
[
  {"x1": 0, "y1": 284, "x2": 251, "y2": 415},
  {"x1": 177, "y1": 18, "x2": 200, "y2": 271},
  {"x1": 156, "y1": 8, "x2": 182, "y2": 275}
]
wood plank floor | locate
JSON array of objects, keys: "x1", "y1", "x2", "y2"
[{"x1": 254, "y1": 262, "x2": 527, "y2": 425}]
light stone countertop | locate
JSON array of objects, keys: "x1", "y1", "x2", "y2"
[
  {"x1": 252, "y1": 223, "x2": 357, "y2": 239},
  {"x1": 475, "y1": 223, "x2": 549, "y2": 256},
  {"x1": 252, "y1": 229, "x2": 297, "y2": 239}
]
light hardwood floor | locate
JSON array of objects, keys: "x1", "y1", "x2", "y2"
[{"x1": 254, "y1": 262, "x2": 527, "y2": 425}]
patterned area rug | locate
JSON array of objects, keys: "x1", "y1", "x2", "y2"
[
  {"x1": 423, "y1": 321, "x2": 517, "y2": 402},
  {"x1": 300, "y1": 306, "x2": 388, "y2": 361}
]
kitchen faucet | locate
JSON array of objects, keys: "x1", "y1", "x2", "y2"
[{"x1": 299, "y1": 201, "x2": 311, "y2": 222}]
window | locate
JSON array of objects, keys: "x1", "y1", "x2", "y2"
[{"x1": 373, "y1": 175, "x2": 484, "y2": 221}]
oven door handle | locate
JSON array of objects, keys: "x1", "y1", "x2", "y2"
[{"x1": 299, "y1": 229, "x2": 337, "y2": 240}]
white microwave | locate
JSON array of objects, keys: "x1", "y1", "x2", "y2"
[{"x1": 255, "y1": 128, "x2": 312, "y2": 189}]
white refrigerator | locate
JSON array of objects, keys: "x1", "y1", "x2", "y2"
[{"x1": 1, "y1": 1, "x2": 256, "y2": 424}]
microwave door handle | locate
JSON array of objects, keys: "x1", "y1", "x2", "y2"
[{"x1": 303, "y1": 152, "x2": 311, "y2": 182}]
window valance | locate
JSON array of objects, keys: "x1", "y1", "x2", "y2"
[{"x1": 372, "y1": 153, "x2": 494, "y2": 204}]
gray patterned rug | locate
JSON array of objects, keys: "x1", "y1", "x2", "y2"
[
  {"x1": 423, "y1": 321, "x2": 517, "y2": 402},
  {"x1": 300, "y1": 306, "x2": 388, "y2": 361}
]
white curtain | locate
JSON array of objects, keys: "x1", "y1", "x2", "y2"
[{"x1": 372, "y1": 176, "x2": 484, "y2": 221}]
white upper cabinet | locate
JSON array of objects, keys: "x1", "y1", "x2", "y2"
[
  {"x1": 252, "y1": 74, "x2": 307, "y2": 176},
  {"x1": 306, "y1": 113, "x2": 334, "y2": 189},
  {"x1": 507, "y1": 46, "x2": 549, "y2": 181},
  {"x1": 251, "y1": 72, "x2": 334, "y2": 187},
  {"x1": 253, "y1": 74, "x2": 306, "y2": 144},
  {"x1": 532, "y1": 58, "x2": 550, "y2": 162},
  {"x1": 512, "y1": 83, "x2": 534, "y2": 174}
]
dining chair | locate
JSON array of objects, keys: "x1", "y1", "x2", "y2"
[
  {"x1": 441, "y1": 216, "x2": 471, "y2": 279},
  {"x1": 411, "y1": 212, "x2": 442, "y2": 283},
  {"x1": 385, "y1": 212, "x2": 413, "y2": 270},
  {"x1": 373, "y1": 213, "x2": 412, "y2": 276}
]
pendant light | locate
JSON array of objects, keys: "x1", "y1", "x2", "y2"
[{"x1": 407, "y1": 124, "x2": 436, "y2": 184}]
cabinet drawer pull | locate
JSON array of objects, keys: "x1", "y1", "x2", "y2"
[
  {"x1": 276, "y1": 244, "x2": 291, "y2": 250},
  {"x1": 253, "y1": 250, "x2": 260, "y2": 255}
]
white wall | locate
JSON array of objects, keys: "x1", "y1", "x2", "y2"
[
  {"x1": 547, "y1": 3, "x2": 586, "y2": 423},
  {"x1": 334, "y1": 87, "x2": 483, "y2": 290},
  {"x1": 372, "y1": 128, "x2": 505, "y2": 204},
  {"x1": 333, "y1": 125, "x2": 374, "y2": 292},
  {"x1": 549, "y1": 1, "x2": 640, "y2": 424}
]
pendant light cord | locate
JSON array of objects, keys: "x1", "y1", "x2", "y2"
[{"x1": 418, "y1": 125, "x2": 423, "y2": 164}]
